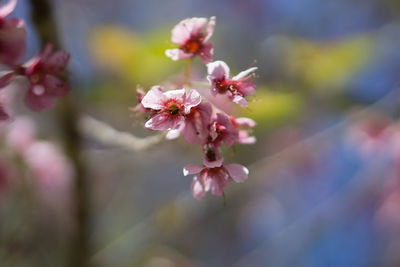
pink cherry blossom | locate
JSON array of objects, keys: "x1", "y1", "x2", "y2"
[
  {"x1": 208, "y1": 113, "x2": 239, "y2": 148},
  {"x1": 183, "y1": 161, "x2": 249, "y2": 199},
  {"x1": 165, "y1": 17, "x2": 215, "y2": 64},
  {"x1": 141, "y1": 86, "x2": 202, "y2": 131},
  {"x1": 0, "y1": 0, "x2": 26, "y2": 67},
  {"x1": 207, "y1": 60, "x2": 257, "y2": 107},
  {"x1": 230, "y1": 116, "x2": 256, "y2": 144},
  {"x1": 24, "y1": 141, "x2": 72, "y2": 194},
  {"x1": 23, "y1": 44, "x2": 70, "y2": 111}
]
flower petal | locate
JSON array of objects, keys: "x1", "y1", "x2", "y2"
[
  {"x1": 191, "y1": 175, "x2": 206, "y2": 200},
  {"x1": 183, "y1": 164, "x2": 204, "y2": 176},
  {"x1": 198, "y1": 43, "x2": 214, "y2": 64},
  {"x1": 25, "y1": 87, "x2": 55, "y2": 111},
  {"x1": 232, "y1": 95, "x2": 248, "y2": 108},
  {"x1": 207, "y1": 60, "x2": 230, "y2": 80},
  {"x1": 141, "y1": 86, "x2": 164, "y2": 110},
  {"x1": 165, "y1": 48, "x2": 192, "y2": 61},
  {"x1": 203, "y1": 156, "x2": 224, "y2": 168},
  {"x1": 163, "y1": 88, "x2": 185, "y2": 100},
  {"x1": 0, "y1": 0, "x2": 17, "y2": 18},
  {"x1": 235, "y1": 117, "x2": 256, "y2": 127},
  {"x1": 232, "y1": 67, "x2": 257, "y2": 81},
  {"x1": 225, "y1": 163, "x2": 249, "y2": 183},
  {"x1": 144, "y1": 113, "x2": 171, "y2": 131},
  {"x1": 203, "y1": 16, "x2": 216, "y2": 43},
  {"x1": 183, "y1": 89, "x2": 201, "y2": 114}
]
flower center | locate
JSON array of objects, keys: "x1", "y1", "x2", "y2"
[
  {"x1": 165, "y1": 100, "x2": 181, "y2": 116},
  {"x1": 183, "y1": 40, "x2": 201, "y2": 53},
  {"x1": 30, "y1": 74, "x2": 42, "y2": 84}
]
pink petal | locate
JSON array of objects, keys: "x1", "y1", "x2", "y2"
[
  {"x1": 163, "y1": 88, "x2": 185, "y2": 100},
  {"x1": 171, "y1": 17, "x2": 207, "y2": 44},
  {"x1": 0, "y1": 0, "x2": 17, "y2": 18},
  {"x1": 198, "y1": 43, "x2": 214, "y2": 64},
  {"x1": 238, "y1": 131, "x2": 256, "y2": 144},
  {"x1": 166, "y1": 129, "x2": 181, "y2": 140},
  {"x1": 183, "y1": 164, "x2": 204, "y2": 176},
  {"x1": 45, "y1": 50, "x2": 70, "y2": 74},
  {"x1": 198, "y1": 102, "x2": 212, "y2": 130},
  {"x1": 182, "y1": 120, "x2": 202, "y2": 144},
  {"x1": 144, "y1": 113, "x2": 171, "y2": 131},
  {"x1": 169, "y1": 115, "x2": 185, "y2": 130},
  {"x1": 165, "y1": 48, "x2": 193, "y2": 61},
  {"x1": 0, "y1": 18, "x2": 26, "y2": 66},
  {"x1": 232, "y1": 95, "x2": 248, "y2": 107},
  {"x1": 141, "y1": 86, "x2": 164, "y2": 110},
  {"x1": 238, "y1": 81, "x2": 257, "y2": 97},
  {"x1": 232, "y1": 67, "x2": 257, "y2": 81},
  {"x1": 207, "y1": 60, "x2": 230, "y2": 80},
  {"x1": 25, "y1": 87, "x2": 55, "y2": 111},
  {"x1": 203, "y1": 16, "x2": 216, "y2": 43},
  {"x1": 191, "y1": 176, "x2": 206, "y2": 200},
  {"x1": 225, "y1": 164, "x2": 249, "y2": 183},
  {"x1": 203, "y1": 156, "x2": 224, "y2": 168},
  {"x1": 235, "y1": 117, "x2": 256, "y2": 127},
  {"x1": 44, "y1": 75, "x2": 69, "y2": 96},
  {"x1": 183, "y1": 89, "x2": 201, "y2": 114},
  {"x1": 210, "y1": 169, "x2": 229, "y2": 196}
]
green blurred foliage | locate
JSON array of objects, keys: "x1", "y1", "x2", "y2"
[
  {"x1": 285, "y1": 34, "x2": 376, "y2": 91},
  {"x1": 243, "y1": 87, "x2": 304, "y2": 129}
]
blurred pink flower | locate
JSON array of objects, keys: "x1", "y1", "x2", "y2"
[
  {"x1": 347, "y1": 115, "x2": 392, "y2": 157},
  {"x1": 230, "y1": 116, "x2": 256, "y2": 144},
  {"x1": 165, "y1": 17, "x2": 215, "y2": 64},
  {"x1": 0, "y1": 0, "x2": 26, "y2": 67},
  {"x1": 24, "y1": 141, "x2": 72, "y2": 194},
  {"x1": 183, "y1": 161, "x2": 248, "y2": 199},
  {"x1": 141, "y1": 86, "x2": 201, "y2": 131},
  {"x1": 207, "y1": 60, "x2": 257, "y2": 107},
  {"x1": 5, "y1": 116, "x2": 36, "y2": 153},
  {"x1": 23, "y1": 44, "x2": 70, "y2": 111}
]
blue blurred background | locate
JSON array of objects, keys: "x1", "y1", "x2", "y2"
[{"x1": 3, "y1": 0, "x2": 400, "y2": 266}]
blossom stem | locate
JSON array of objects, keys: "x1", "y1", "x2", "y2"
[
  {"x1": 29, "y1": 0, "x2": 91, "y2": 266},
  {"x1": 184, "y1": 57, "x2": 192, "y2": 87}
]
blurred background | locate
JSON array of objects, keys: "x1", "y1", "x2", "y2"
[{"x1": 2, "y1": 0, "x2": 400, "y2": 266}]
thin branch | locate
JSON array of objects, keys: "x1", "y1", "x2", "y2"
[{"x1": 79, "y1": 116, "x2": 165, "y2": 151}]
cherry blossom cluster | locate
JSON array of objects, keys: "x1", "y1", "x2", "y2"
[
  {"x1": 0, "y1": 0, "x2": 70, "y2": 119},
  {"x1": 136, "y1": 17, "x2": 257, "y2": 200}
]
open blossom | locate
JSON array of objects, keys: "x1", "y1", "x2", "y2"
[
  {"x1": 165, "y1": 17, "x2": 215, "y2": 64},
  {"x1": 207, "y1": 60, "x2": 257, "y2": 107},
  {"x1": 23, "y1": 44, "x2": 70, "y2": 111},
  {"x1": 208, "y1": 113, "x2": 239, "y2": 148},
  {"x1": 0, "y1": 0, "x2": 26, "y2": 67},
  {"x1": 141, "y1": 86, "x2": 202, "y2": 131},
  {"x1": 183, "y1": 161, "x2": 249, "y2": 199},
  {"x1": 230, "y1": 117, "x2": 256, "y2": 144}
]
